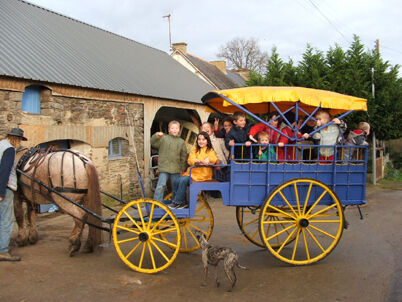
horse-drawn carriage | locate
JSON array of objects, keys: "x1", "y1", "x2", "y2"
[{"x1": 15, "y1": 86, "x2": 368, "y2": 274}]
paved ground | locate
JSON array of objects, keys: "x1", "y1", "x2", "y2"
[{"x1": 1, "y1": 186, "x2": 401, "y2": 302}]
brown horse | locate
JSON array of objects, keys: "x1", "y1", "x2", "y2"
[{"x1": 14, "y1": 148, "x2": 103, "y2": 256}]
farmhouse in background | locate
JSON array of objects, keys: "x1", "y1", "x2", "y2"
[
  {"x1": 171, "y1": 42, "x2": 248, "y2": 89},
  {"x1": 0, "y1": 0, "x2": 213, "y2": 198}
]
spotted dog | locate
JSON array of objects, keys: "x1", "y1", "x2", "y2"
[{"x1": 194, "y1": 230, "x2": 248, "y2": 292}]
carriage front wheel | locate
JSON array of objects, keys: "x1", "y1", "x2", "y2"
[
  {"x1": 112, "y1": 198, "x2": 181, "y2": 273},
  {"x1": 162, "y1": 192, "x2": 214, "y2": 252},
  {"x1": 259, "y1": 178, "x2": 344, "y2": 265}
]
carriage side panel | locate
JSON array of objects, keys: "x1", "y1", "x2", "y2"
[{"x1": 228, "y1": 146, "x2": 367, "y2": 207}]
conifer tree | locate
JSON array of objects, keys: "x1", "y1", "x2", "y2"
[{"x1": 246, "y1": 36, "x2": 402, "y2": 140}]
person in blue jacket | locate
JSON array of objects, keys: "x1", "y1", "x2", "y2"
[{"x1": 0, "y1": 128, "x2": 27, "y2": 261}]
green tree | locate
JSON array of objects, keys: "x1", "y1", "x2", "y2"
[
  {"x1": 283, "y1": 59, "x2": 298, "y2": 86},
  {"x1": 343, "y1": 36, "x2": 372, "y2": 98},
  {"x1": 297, "y1": 44, "x2": 329, "y2": 89},
  {"x1": 247, "y1": 47, "x2": 298, "y2": 86},
  {"x1": 264, "y1": 47, "x2": 287, "y2": 86},
  {"x1": 326, "y1": 44, "x2": 347, "y2": 92},
  {"x1": 368, "y1": 51, "x2": 402, "y2": 139},
  {"x1": 246, "y1": 36, "x2": 402, "y2": 140}
]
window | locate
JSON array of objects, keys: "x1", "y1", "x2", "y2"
[
  {"x1": 180, "y1": 127, "x2": 189, "y2": 140},
  {"x1": 188, "y1": 131, "x2": 197, "y2": 146},
  {"x1": 108, "y1": 137, "x2": 128, "y2": 159},
  {"x1": 21, "y1": 85, "x2": 42, "y2": 113}
]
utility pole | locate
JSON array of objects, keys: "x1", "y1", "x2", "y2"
[
  {"x1": 372, "y1": 66, "x2": 376, "y2": 185},
  {"x1": 372, "y1": 39, "x2": 380, "y2": 185},
  {"x1": 162, "y1": 14, "x2": 172, "y2": 52}
]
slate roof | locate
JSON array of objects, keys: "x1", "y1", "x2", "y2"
[
  {"x1": 227, "y1": 70, "x2": 247, "y2": 87},
  {"x1": 182, "y1": 53, "x2": 245, "y2": 90},
  {"x1": 0, "y1": 0, "x2": 213, "y2": 104}
]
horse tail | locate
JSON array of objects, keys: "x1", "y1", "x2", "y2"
[{"x1": 85, "y1": 161, "x2": 103, "y2": 252}]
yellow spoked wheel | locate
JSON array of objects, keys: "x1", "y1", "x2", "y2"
[
  {"x1": 236, "y1": 206, "x2": 264, "y2": 247},
  {"x1": 259, "y1": 178, "x2": 344, "y2": 265},
  {"x1": 112, "y1": 198, "x2": 181, "y2": 273},
  {"x1": 236, "y1": 206, "x2": 296, "y2": 248},
  {"x1": 161, "y1": 193, "x2": 214, "y2": 252}
]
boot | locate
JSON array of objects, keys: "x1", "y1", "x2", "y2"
[{"x1": 0, "y1": 252, "x2": 21, "y2": 261}]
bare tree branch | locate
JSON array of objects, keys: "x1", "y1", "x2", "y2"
[{"x1": 217, "y1": 37, "x2": 268, "y2": 73}]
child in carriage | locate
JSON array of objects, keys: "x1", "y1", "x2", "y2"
[
  {"x1": 248, "y1": 111, "x2": 282, "y2": 145},
  {"x1": 214, "y1": 116, "x2": 234, "y2": 139},
  {"x1": 305, "y1": 109, "x2": 347, "y2": 162},
  {"x1": 254, "y1": 131, "x2": 276, "y2": 161},
  {"x1": 169, "y1": 132, "x2": 218, "y2": 209},
  {"x1": 225, "y1": 111, "x2": 253, "y2": 160},
  {"x1": 277, "y1": 112, "x2": 304, "y2": 161},
  {"x1": 201, "y1": 122, "x2": 230, "y2": 181},
  {"x1": 151, "y1": 120, "x2": 188, "y2": 201},
  {"x1": 201, "y1": 122, "x2": 229, "y2": 165},
  {"x1": 344, "y1": 122, "x2": 370, "y2": 161}
]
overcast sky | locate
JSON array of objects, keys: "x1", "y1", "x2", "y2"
[{"x1": 28, "y1": 0, "x2": 401, "y2": 68}]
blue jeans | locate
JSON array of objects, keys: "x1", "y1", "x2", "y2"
[
  {"x1": 0, "y1": 189, "x2": 14, "y2": 253},
  {"x1": 172, "y1": 176, "x2": 190, "y2": 204},
  {"x1": 153, "y1": 172, "x2": 180, "y2": 201}
]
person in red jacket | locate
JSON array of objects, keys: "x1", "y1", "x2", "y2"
[
  {"x1": 249, "y1": 112, "x2": 282, "y2": 144},
  {"x1": 277, "y1": 112, "x2": 307, "y2": 162}
]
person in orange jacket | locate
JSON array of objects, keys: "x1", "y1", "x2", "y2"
[{"x1": 169, "y1": 132, "x2": 218, "y2": 209}]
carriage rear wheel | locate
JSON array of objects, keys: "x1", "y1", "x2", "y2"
[
  {"x1": 162, "y1": 193, "x2": 214, "y2": 252},
  {"x1": 236, "y1": 206, "x2": 296, "y2": 248},
  {"x1": 112, "y1": 198, "x2": 181, "y2": 273},
  {"x1": 259, "y1": 178, "x2": 344, "y2": 265}
]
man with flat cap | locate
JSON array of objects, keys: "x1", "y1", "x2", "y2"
[{"x1": 0, "y1": 128, "x2": 27, "y2": 261}]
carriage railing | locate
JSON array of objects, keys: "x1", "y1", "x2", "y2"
[
  {"x1": 212, "y1": 95, "x2": 355, "y2": 143},
  {"x1": 231, "y1": 143, "x2": 368, "y2": 164}
]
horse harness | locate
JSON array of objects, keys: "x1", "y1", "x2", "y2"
[{"x1": 17, "y1": 148, "x2": 90, "y2": 205}]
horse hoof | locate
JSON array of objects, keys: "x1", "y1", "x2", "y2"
[
  {"x1": 16, "y1": 236, "x2": 28, "y2": 247},
  {"x1": 28, "y1": 231, "x2": 39, "y2": 245},
  {"x1": 82, "y1": 245, "x2": 93, "y2": 253},
  {"x1": 69, "y1": 247, "x2": 78, "y2": 257},
  {"x1": 68, "y1": 240, "x2": 81, "y2": 257}
]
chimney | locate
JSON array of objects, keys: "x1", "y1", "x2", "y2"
[
  {"x1": 210, "y1": 61, "x2": 227, "y2": 74},
  {"x1": 172, "y1": 42, "x2": 187, "y2": 53},
  {"x1": 233, "y1": 68, "x2": 250, "y2": 81}
]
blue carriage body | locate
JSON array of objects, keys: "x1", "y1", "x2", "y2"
[
  {"x1": 160, "y1": 87, "x2": 369, "y2": 219},
  {"x1": 188, "y1": 144, "x2": 368, "y2": 214}
]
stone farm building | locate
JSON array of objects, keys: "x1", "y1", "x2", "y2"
[{"x1": 0, "y1": 0, "x2": 214, "y2": 198}]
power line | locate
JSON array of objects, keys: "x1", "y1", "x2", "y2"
[
  {"x1": 382, "y1": 45, "x2": 402, "y2": 55},
  {"x1": 306, "y1": 0, "x2": 349, "y2": 42}
]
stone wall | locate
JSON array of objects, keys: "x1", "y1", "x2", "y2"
[{"x1": 0, "y1": 87, "x2": 145, "y2": 200}]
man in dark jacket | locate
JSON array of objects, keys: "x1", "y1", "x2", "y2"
[{"x1": 0, "y1": 128, "x2": 27, "y2": 261}]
